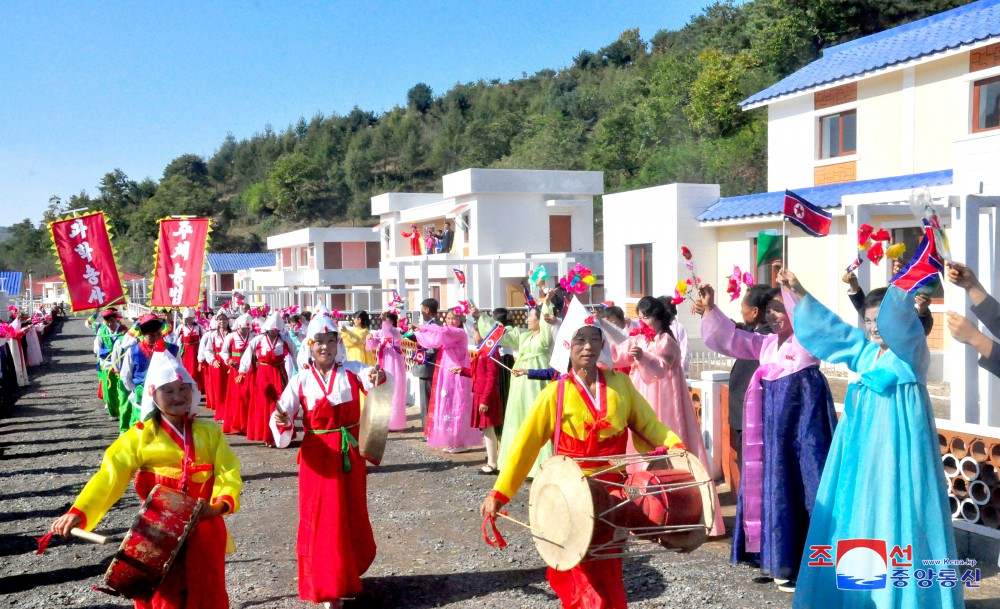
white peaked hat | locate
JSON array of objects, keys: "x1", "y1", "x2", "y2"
[
  {"x1": 262, "y1": 310, "x2": 284, "y2": 333},
  {"x1": 139, "y1": 341, "x2": 201, "y2": 422},
  {"x1": 234, "y1": 312, "x2": 253, "y2": 330},
  {"x1": 305, "y1": 303, "x2": 338, "y2": 344},
  {"x1": 181, "y1": 307, "x2": 194, "y2": 319},
  {"x1": 548, "y1": 297, "x2": 614, "y2": 373}
]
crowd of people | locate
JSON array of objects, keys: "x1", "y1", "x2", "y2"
[
  {"x1": 36, "y1": 256, "x2": 1000, "y2": 609},
  {"x1": 0, "y1": 304, "x2": 57, "y2": 448}
]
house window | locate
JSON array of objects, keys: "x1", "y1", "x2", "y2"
[
  {"x1": 818, "y1": 110, "x2": 857, "y2": 159},
  {"x1": 299, "y1": 247, "x2": 309, "y2": 268},
  {"x1": 973, "y1": 75, "x2": 1000, "y2": 133},
  {"x1": 628, "y1": 244, "x2": 652, "y2": 298},
  {"x1": 462, "y1": 212, "x2": 470, "y2": 243}
]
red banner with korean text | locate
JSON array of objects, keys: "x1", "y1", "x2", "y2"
[
  {"x1": 150, "y1": 217, "x2": 210, "y2": 307},
  {"x1": 48, "y1": 212, "x2": 126, "y2": 313}
]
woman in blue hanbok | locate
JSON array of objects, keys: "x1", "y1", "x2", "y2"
[
  {"x1": 699, "y1": 283, "x2": 836, "y2": 590},
  {"x1": 779, "y1": 269, "x2": 963, "y2": 609}
]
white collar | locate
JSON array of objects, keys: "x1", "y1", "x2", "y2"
[
  {"x1": 572, "y1": 369, "x2": 602, "y2": 406},
  {"x1": 162, "y1": 417, "x2": 186, "y2": 441}
]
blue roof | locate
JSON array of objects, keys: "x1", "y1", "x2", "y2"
[
  {"x1": 698, "y1": 170, "x2": 953, "y2": 221},
  {"x1": 0, "y1": 271, "x2": 22, "y2": 296},
  {"x1": 205, "y1": 253, "x2": 275, "y2": 273},
  {"x1": 742, "y1": 0, "x2": 1000, "y2": 107}
]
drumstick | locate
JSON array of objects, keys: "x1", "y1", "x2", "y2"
[{"x1": 70, "y1": 528, "x2": 109, "y2": 545}]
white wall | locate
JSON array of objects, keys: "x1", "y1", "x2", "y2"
[
  {"x1": 602, "y1": 183, "x2": 720, "y2": 345},
  {"x1": 471, "y1": 193, "x2": 595, "y2": 256},
  {"x1": 443, "y1": 168, "x2": 603, "y2": 198},
  {"x1": 767, "y1": 95, "x2": 815, "y2": 190}
]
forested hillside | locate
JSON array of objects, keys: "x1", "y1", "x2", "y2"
[{"x1": 0, "y1": 0, "x2": 971, "y2": 277}]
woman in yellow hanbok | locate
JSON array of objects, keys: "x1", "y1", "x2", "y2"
[
  {"x1": 339, "y1": 310, "x2": 376, "y2": 366},
  {"x1": 48, "y1": 341, "x2": 242, "y2": 609}
]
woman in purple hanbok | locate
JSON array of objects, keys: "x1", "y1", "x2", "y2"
[
  {"x1": 414, "y1": 309, "x2": 481, "y2": 452},
  {"x1": 698, "y1": 282, "x2": 836, "y2": 591},
  {"x1": 366, "y1": 312, "x2": 407, "y2": 431}
]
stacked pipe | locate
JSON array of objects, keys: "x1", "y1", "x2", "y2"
[{"x1": 941, "y1": 429, "x2": 1000, "y2": 529}]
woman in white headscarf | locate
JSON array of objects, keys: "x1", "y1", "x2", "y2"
[
  {"x1": 219, "y1": 312, "x2": 255, "y2": 435},
  {"x1": 272, "y1": 307, "x2": 386, "y2": 608},
  {"x1": 240, "y1": 311, "x2": 297, "y2": 446},
  {"x1": 48, "y1": 341, "x2": 242, "y2": 608}
]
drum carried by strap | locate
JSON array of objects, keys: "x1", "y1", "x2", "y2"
[
  {"x1": 522, "y1": 450, "x2": 716, "y2": 571},
  {"x1": 99, "y1": 484, "x2": 205, "y2": 600}
]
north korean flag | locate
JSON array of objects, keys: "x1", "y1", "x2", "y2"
[
  {"x1": 453, "y1": 268, "x2": 466, "y2": 287},
  {"x1": 412, "y1": 348, "x2": 427, "y2": 365},
  {"x1": 784, "y1": 190, "x2": 832, "y2": 237},
  {"x1": 520, "y1": 280, "x2": 536, "y2": 308},
  {"x1": 890, "y1": 222, "x2": 944, "y2": 292},
  {"x1": 476, "y1": 323, "x2": 506, "y2": 358}
]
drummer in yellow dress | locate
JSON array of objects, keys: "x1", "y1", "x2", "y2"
[
  {"x1": 480, "y1": 298, "x2": 686, "y2": 609},
  {"x1": 338, "y1": 310, "x2": 376, "y2": 366},
  {"x1": 48, "y1": 341, "x2": 242, "y2": 609}
]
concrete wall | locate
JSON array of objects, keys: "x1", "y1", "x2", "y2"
[
  {"x1": 857, "y1": 71, "x2": 904, "y2": 180},
  {"x1": 913, "y1": 53, "x2": 968, "y2": 174},
  {"x1": 603, "y1": 183, "x2": 720, "y2": 346},
  {"x1": 767, "y1": 95, "x2": 815, "y2": 190},
  {"x1": 471, "y1": 193, "x2": 595, "y2": 256}
]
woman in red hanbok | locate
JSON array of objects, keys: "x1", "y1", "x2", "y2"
[
  {"x1": 174, "y1": 308, "x2": 205, "y2": 393},
  {"x1": 400, "y1": 222, "x2": 422, "y2": 256},
  {"x1": 201, "y1": 312, "x2": 231, "y2": 418},
  {"x1": 240, "y1": 311, "x2": 296, "y2": 445},
  {"x1": 48, "y1": 341, "x2": 242, "y2": 609},
  {"x1": 451, "y1": 324, "x2": 503, "y2": 473},
  {"x1": 272, "y1": 309, "x2": 386, "y2": 608},
  {"x1": 219, "y1": 313, "x2": 255, "y2": 435}
]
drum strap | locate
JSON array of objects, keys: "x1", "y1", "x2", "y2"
[{"x1": 553, "y1": 380, "x2": 565, "y2": 456}]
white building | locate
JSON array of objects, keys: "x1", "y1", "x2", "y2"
[
  {"x1": 250, "y1": 227, "x2": 382, "y2": 311},
  {"x1": 605, "y1": 1, "x2": 999, "y2": 426},
  {"x1": 371, "y1": 168, "x2": 605, "y2": 310},
  {"x1": 205, "y1": 253, "x2": 277, "y2": 306}
]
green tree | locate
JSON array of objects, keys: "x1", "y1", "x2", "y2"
[
  {"x1": 407, "y1": 83, "x2": 434, "y2": 114},
  {"x1": 685, "y1": 49, "x2": 759, "y2": 137}
]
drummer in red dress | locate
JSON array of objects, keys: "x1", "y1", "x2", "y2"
[
  {"x1": 480, "y1": 298, "x2": 686, "y2": 609},
  {"x1": 271, "y1": 307, "x2": 387, "y2": 609},
  {"x1": 173, "y1": 307, "x2": 205, "y2": 394},
  {"x1": 48, "y1": 340, "x2": 242, "y2": 609}
]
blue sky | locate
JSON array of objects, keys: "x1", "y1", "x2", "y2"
[{"x1": 1, "y1": 1, "x2": 717, "y2": 225}]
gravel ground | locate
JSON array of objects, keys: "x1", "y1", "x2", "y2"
[{"x1": 1, "y1": 319, "x2": 997, "y2": 608}]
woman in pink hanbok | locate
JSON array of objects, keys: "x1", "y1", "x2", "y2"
[
  {"x1": 414, "y1": 309, "x2": 481, "y2": 452},
  {"x1": 607, "y1": 296, "x2": 724, "y2": 536},
  {"x1": 366, "y1": 311, "x2": 407, "y2": 431}
]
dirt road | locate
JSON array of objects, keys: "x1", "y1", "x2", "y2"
[{"x1": 1, "y1": 320, "x2": 996, "y2": 608}]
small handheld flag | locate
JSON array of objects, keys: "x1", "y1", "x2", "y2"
[
  {"x1": 783, "y1": 190, "x2": 831, "y2": 237},
  {"x1": 453, "y1": 268, "x2": 466, "y2": 287},
  {"x1": 890, "y1": 222, "x2": 944, "y2": 292},
  {"x1": 520, "y1": 280, "x2": 536, "y2": 308},
  {"x1": 477, "y1": 323, "x2": 506, "y2": 358},
  {"x1": 412, "y1": 348, "x2": 427, "y2": 365}
]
